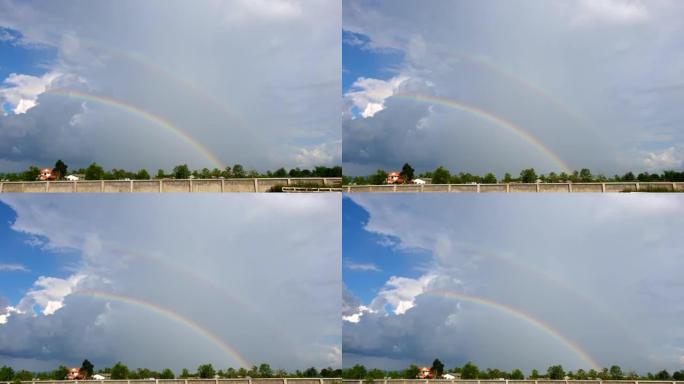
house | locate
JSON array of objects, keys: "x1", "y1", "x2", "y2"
[
  {"x1": 385, "y1": 172, "x2": 405, "y2": 184},
  {"x1": 442, "y1": 373, "x2": 460, "y2": 380},
  {"x1": 92, "y1": 374, "x2": 106, "y2": 380},
  {"x1": 65, "y1": 174, "x2": 80, "y2": 181},
  {"x1": 67, "y1": 368, "x2": 86, "y2": 380},
  {"x1": 412, "y1": 178, "x2": 427, "y2": 185},
  {"x1": 38, "y1": 168, "x2": 56, "y2": 181},
  {"x1": 417, "y1": 367, "x2": 433, "y2": 379}
]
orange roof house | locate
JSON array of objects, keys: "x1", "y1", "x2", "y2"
[
  {"x1": 38, "y1": 168, "x2": 57, "y2": 181},
  {"x1": 417, "y1": 367, "x2": 434, "y2": 379},
  {"x1": 67, "y1": 368, "x2": 86, "y2": 380},
  {"x1": 385, "y1": 171, "x2": 405, "y2": 184}
]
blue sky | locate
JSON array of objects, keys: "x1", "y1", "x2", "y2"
[
  {"x1": 0, "y1": 201, "x2": 78, "y2": 304},
  {"x1": 343, "y1": 194, "x2": 684, "y2": 373},
  {"x1": 342, "y1": 0, "x2": 684, "y2": 176},
  {"x1": 343, "y1": 196, "x2": 427, "y2": 305},
  {"x1": 0, "y1": 194, "x2": 341, "y2": 372}
]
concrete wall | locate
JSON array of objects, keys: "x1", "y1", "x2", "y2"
[
  {"x1": 5, "y1": 379, "x2": 341, "y2": 384},
  {"x1": 0, "y1": 178, "x2": 342, "y2": 193},
  {"x1": 345, "y1": 182, "x2": 684, "y2": 193},
  {"x1": 341, "y1": 380, "x2": 683, "y2": 384}
]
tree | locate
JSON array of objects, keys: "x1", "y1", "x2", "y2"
[
  {"x1": 503, "y1": 172, "x2": 513, "y2": 183},
  {"x1": 482, "y1": 172, "x2": 497, "y2": 184},
  {"x1": 461, "y1": 362, "x2": 479, "y2": 379},
  {"x1": 14, "y1": 370, "x2": 32, "y2": 381},
  {"x1": 343, "y1": 365, "x2": 367, "y2": 380},
  {"x1": 85, "y1": 162, "x2": 105, "y2": 180},
  {"x1": 303, "y1": 367, "x2": 318, "y2": 377},
  {"x1": 404, "y1": 365, "x2": 420, "y2": 379},
  {"x1": 53, "y1": 366, "x2": 69, "y2": 380},
  {"x1": 520, "y1": 168, "x2": 537, "y2": 183},
  {"x1": 508, "y1": 369, "x2": 523, "y2": 379},
  {"x1": 258, "y1": 363, "x2": 273, "y2": 378},
  {"x1": 160, "y1": 369, "x2": 175, "y2": 379},
  {"x1": 232, "y1": 164, "x2": 245, "y2": 178},
  {"x1": 273, "y1": 168, "x2": 287, "y2": 178},
  {"x1": 0, "y1": 366, "x2": 14, "y2": 381},
  {"x1": 173, "y1": 164, "x2": 191, "y2": 179},
  {"x1": 547, "y1": 365, "x2": 565, "y2": 379},
  {"x1": 609, "y1": 365, "x2": 623, "y2": 380},
  {"x1": 432, "y1": 166, "x2": 451, "y2": 184},
  {"x1": 135, "y1": 169, "x2": 150, "y2": 180},
  {"x1": 654, "y1": 370, "x2": 671, "y2": 380},
  {"x1": 530, "y1": 369, "x2": 540, "y2": 379},
  {"x1": 197, "y1": 364, "x2": 216, "y2": 379},
  {"x1": 400, "y1": 163, "x2": 415, "y2": 183},
  {"x1": 579, "y1": 168, "x2": 593, "y2": 182},
  {"x1": 54, "y1": 159, "x2": 68, "y2": 179},
  {"x1": 369, "y1": 169, "x2": 388, "y2": 185},
  {"x1": 180, "y1": 369, "x2": 191, "y2": 379},
  {"x1": 81, "y1": 359, "x2": 94, "y2": 378},
  {"x1": 111, "y1": 362, "x2": 129, "y2": 380},
  {"x1": 431, "y1": 359, "x2": 444, "y2": 378}
]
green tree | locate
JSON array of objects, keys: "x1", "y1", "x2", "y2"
[
  {"x1": 273, "y1": 168, "x2": 287, "y2": 178},
  {"x1": 461, "y1": 362, "x2": 479, "y2": 379},
  {"x1": 232, "y1": 164, "x2": 245, "y2": 178},
  {"x1": 547, "y1": 365, "x2": 565, "y2": 379},
  {"x1": 400, "y1": 163, "x2": 415, "y2": 183},
  {"x1": 197, "y1": 364, "x2": 216, "y2": 379},
  {"x1": 53, "y1": 366, "x2": 69, "y2": 380},
  {"x1": 520, "y1": 168, "x2": 537, "y2": 183},
  {"x1": 81, "y1": 359, "x2": 94, "y2": 378},
  {"x1": 432, "y1": 166, "x2": 451, "y2": 184},
  {"x1": 343, "y1": 365, "x2": 367, "y2": 380},
  {"x1": 14, "y1": 370, "x2": 33, "y2": 381},
  {"x1": 160, "y1": 369, "x2": 175, "y2": 379},
  {"x1": 0, "y1": 366, "x2": 15, "y2": 381},
  {"x1": 530, "y1": 369, "x2": 540, "y2": 379},
  {"x1": 404, "y1": 365, "x2": 420, "y2": 379},
  {"x1": 54, "y1": 159, "x2": 68, "y2": 179},
  {"x1": 135, "y1": 169, "x2": 150, "y2": 180},
  {"x1": 369, "y1": 169, "x2": 388, "y2": 185},
  {"x1": 303, "y1": 367, "x2": 318, "y2": 377},
  {"x1": 609, "y1": 365, "x2": 623, "y2": 380},
  {"x1": 258, "y1": 364, "x2": 273, "y2": 378},
  {"x1": 579, "y1": 168, "x2": 593, "y2": 182},
  {"x1": 654, "y1": 370, "x2": 671, "y2": 380},
  {"x1": 510, "y1": 369, "x2": 524, "y2": 379},
  {"x1": 482, "y1": 172, "x2": 497, "y2": 184},
  {"x1": 180, "y1": 369, "x2": 191, "y2": 378},
  {"x1": 173, "y1": 164, "x2": 191, "y2": 179},
  {"x1": 431, "y1": 359, "x2": 445, "y2": 378},
  {"x1": 503, "y1": 172, "x2": 513, "y2": 183},
  {"x1": 111, "y1": 362, "x2": 129, "y2": 380},
  {"x1": 85, "y1": 162, "x2": 105, "y2": 180}
]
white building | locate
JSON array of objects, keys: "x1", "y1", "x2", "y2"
[{"x1": 65, "y1": 175, "x2": 80, "y2": 181}]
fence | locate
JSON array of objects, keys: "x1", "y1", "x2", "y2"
[
  {"x1": 342, "y1": 380, "x2": 684, "y2": 384},
  {"x1": 3, "y1": 379, "x2": 341, "y2": 384},
  {"x1": 344, "y1": 182, "x2": 684, "y2": 193},
  {"x1": 0, "y1": 178, "x2": 342, "y2": 193}
]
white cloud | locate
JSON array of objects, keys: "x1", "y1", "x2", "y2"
[
  {"x1": 295, "y1": 140, "x2": 342, "y2": 169},
  {"x1": 17, "y1": 275, "x2": 85, "y2": 315},
  {"x1": 345, "y1": 262, "x2": 381, "y2": 272},
  {"x1": 0, "y1": 71, "x2": 62, "y2": 114},
  {"x1": 643, "y1": 147, "x2": 683, "y2": 170},
  {"x1": 345, "y1": 76, "x2": 408, "y2": 118},
  {"x1": 572, "y1": 0, "x2": 650, "y2": 25},
  {"x1": 0, "y1": 263, "x2": 29, "y2": 272},
  {"x1": 370, "y1": 274, "x2": 436, "y2": 315}
]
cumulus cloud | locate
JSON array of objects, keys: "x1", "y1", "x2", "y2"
[
  {"x1": 343, "y1": 0, "x2": 684, "y2": 175},
  {"x1": 344, "y1": 194, "x2": 684, "y2": 372},
  {"x1": 0, "y1": 195, "x2": 341, "y2": 371},
  {"x1": 643, "y1": 146, "x2": 683, "y2": 170},
  {"x1": 0, "y1": 0, "x2": 340, "y2": 172}
]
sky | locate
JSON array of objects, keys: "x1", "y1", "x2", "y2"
[
  {"x1": 0, "y1": 194, "x2": 341, "y2": 372},
  {"x1": 342, "y1": 0, "x2": 684, "y2": 177},
  {"x1": 343, "y1": 194, "x2": 684, "y2": 373},
  {"x1": 0, "y1": 0, "x2": 341, "y2": 173}
]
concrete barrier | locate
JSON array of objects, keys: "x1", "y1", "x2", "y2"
[
  {"x1": 4, "y1": 379, "x2": 342, "y2": 384},
  {"x1": 341, "y1": 380, "x2": 684, "y2": 384},
  {"x1": 344, "y1": 182, "x2": 684, "y2": 193},
  {"x1": 0, "y1": 178, "x2": 342, "y2": 193}
]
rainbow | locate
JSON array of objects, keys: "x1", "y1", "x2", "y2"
[
  {"x1": 393, "y1": 93, "x2": 571, "y2": 173},
  {"x1": 76, "y1": 38, "x2": 245, "y2": 127},
  {"x1": 73, "y1": 290, "x2": 251, "y2": 367},
  {"x1": 449, "y1": 52, "x2": 585, "y2": 123},
  {"x1": 423, "y1": 290, "x2": 600, "y2": 370},
  {"x1": 46, "y1": 88, "x2": 224, "y2": 169}
]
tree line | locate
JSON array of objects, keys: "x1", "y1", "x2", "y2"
[
  {"x1": 0, "y1": 160, "x2": 341, "y2": 182},
  {"x1": 0, "y1": 360, "x2": 342, "y2": 382},
  {"x1": 344, "y1": 164, "x2": 684, "y2": 185},
  {"x1": 341, "y1": 360, "x2": 684, "y2": 380}
]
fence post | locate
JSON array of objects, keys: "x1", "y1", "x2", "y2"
[
  {"x1": 45, "y1": 181, "x2": 50, "y2": 192},
  {"x1": 101, "y1": 180, "x2": 105, "y2": 192},
  {"x1": 130, "y1": 179, "x2": 134, "y2": 192},
  {"x1": 221, "y1": 178, "x2": 225, "y2": 193},
  {"x1": 568, "y1": 183, "x2": 572, "y2": 192},
  {"x1": 0, "y1": 182, "x2": 3, "y2": 193},
  {"x1": 253, "y1": 178, "x2": 259, "y2": 192},
  {"x1": 506, "y1": 183, "x2": 510, "y2": 193},
  {"x1": 189, "y1": 179, "x2": 193, "y2": 192},
  {"x1": 393, "y1": 185, "x2": 397, "y2": 192},
  {"x1": 421, "y1": 184, "x2": 425, "y2": 192},
  {"x1": 476, "y1": 184, "x2": 480, "y2": 193},
  {"x1": 601, "y1": 183, "x2": 606, "y2": 192},
  {"x1": 73, "y1": 180, "x2": 77, "y2": 192}
]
